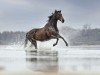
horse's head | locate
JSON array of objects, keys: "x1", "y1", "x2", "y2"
[{"x1": 54, "y1": 10, "x2": 65, "y2": 23}]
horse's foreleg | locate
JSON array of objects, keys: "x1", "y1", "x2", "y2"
[
  {"x1": 59, "y1": 35, "x2": 68, "y2": 46},
  {"x1": 53, "y1": 38, "x2": 59, "y2": 46},
  {"x1": 51, "y1": 34, "x2": 68, "y2": 47}
]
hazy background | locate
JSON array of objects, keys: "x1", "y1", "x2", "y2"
[
  {"x1": 0, "y1": 1, "x2": 100, "y2": 74},
  {"x1": 0, "y1": 0, "x2": 100, "y2": 32},
  {"x1": 0, "y1": 0, "x2": 100, "y2": 46}
]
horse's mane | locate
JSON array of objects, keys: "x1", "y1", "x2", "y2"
[
  {"x1": 48, "y1": 10, "x2": 61, "y2": 22},
  {"x1": 47, "y1": 12, "x2": 59, "y2": 32},
  {"x1": 48, "y1": 13, "x2": 54, "y2": 22}
]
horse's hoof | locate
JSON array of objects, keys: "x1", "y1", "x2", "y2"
[
  {"x1": 31, "y1": 50, "x2": 37, "y2": 53},
  {"x1": 66, "y1": 44, "x2": 68, "y2": 46},
  {"x1": 53, "y1": 44, "x2": 56, "y2": 46}
]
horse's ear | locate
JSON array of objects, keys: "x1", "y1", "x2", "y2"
[
  {"x1": 55, "y1": 10, "x2": 58, "y2": 13},
  {"x1": 59, "y1": 10, "x2": 61, "y2": 13}
]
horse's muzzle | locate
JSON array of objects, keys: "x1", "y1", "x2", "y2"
[{"x1": 62, "y1": 19, "x2": 64, "y2": 23}]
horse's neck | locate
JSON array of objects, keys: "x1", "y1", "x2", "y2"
[{"x1": 49, "y1": 18, "x2": 59, "y2": 32}]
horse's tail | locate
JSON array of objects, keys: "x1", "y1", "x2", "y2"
[{"x1": 24, "y1": 37, "x2": 28, "y2": 48}]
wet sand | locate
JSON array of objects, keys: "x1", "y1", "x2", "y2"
[{"x1": 1, "y1": 70, "x2": 100, "y2": 75}]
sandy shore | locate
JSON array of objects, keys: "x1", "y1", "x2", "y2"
[
  {"x1": 0, "y1": 69, "x2": 100, "y2": 75},
  {"x1": 0, "y1": 45, "x2": 100, "y2": 75}
]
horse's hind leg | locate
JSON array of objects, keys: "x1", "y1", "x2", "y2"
[
  {"x1": 24, "y1": 37, "x2": 28, "y2": 48},
  {"x1": 31, "y1": 40, "x2": 37, "y2": 49},
  {"x1": 28, "y1": 38, "x2": 37, "y2": 49}
]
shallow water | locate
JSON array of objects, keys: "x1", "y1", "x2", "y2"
[{"x1": 0, "y1": 45, "x2": 100, "y2": 75}]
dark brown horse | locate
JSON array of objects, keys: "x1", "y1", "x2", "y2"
[{"x1": 24, "y1": 10, "x2": 68, "y2": 49}]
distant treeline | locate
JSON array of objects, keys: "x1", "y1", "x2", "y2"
[
  {"x1": 60, "y1": 25, "x2": 100, "y2": 45},
  {"x1": 0, "y1": 31, "x2": 25, "y2": 45},
  {"x1": 0, "y1": 26, "x2": 100, "y2": 45}
]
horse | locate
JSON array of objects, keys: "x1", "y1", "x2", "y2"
[{"x1": 24, "y1": 10, "x2": 68, "y2": 49}]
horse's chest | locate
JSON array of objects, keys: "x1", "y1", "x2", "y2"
[
  {"x1": 46, "y1": 27, "x2": 57, "y2": 37},
  {"x1": 34, "y1": 29, "x2": 47, "y2": 41}
]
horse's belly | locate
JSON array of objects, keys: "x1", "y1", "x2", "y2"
[
  {"x1": 35, "y1": 32, "x2": 50, "y2": 41},
  {"x1": 35, "y1": 37, "x2": 50, "y2": 41}
]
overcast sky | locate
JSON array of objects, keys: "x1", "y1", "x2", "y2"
[{"x1": 0, "y1": 0, "x2": 100, "y2": 31}]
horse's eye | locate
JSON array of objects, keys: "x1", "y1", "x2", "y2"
[{"x1": 58, "y1": 13, "x2": 62, "y2": 16}]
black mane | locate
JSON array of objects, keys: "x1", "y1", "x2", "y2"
[
  {"x1": 48, "y1": 13, "x2": 54, "y2": 22},
  {"x1": 47, "y1": 12, "x2": 59, "y2": 32}
]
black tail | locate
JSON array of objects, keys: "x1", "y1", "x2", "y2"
[{"x1": 24, "y1": 37, "x2": 28, "y2": 48}]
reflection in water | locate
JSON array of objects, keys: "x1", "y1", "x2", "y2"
[
  {"x1": 58, "y1": 55, "x2": 100, "y2": 71},
  {"x1": 26, "y1": 49, "x2": 100, "y2": 72},
  {"x1": 0, "y1": 46, "x2": 100, "y2": 74},
  {"x1": 26, "y1": 50, "x2": 58, "y2": 72}
]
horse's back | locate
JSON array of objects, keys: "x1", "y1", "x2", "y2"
[
  {"x1": 26, "y1": 28, "x2": 48, "y2": 41},
  {"x1": 26, "y1": 25, "x2": 58, "y2": 41}
]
